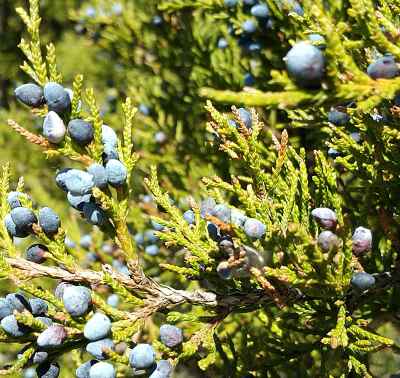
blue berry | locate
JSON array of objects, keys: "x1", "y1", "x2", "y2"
[
  {"x1": 15, "y1": 83, "x2": 44, "y2": 108},
  {"x1": 238, "y1": 108, "x2": 252, "y2": 129},
  {"x1": 350, "y1": 132, "x2": 361, "y2": 143},
  {"x1": 65, "y1": 237, "x2": 76, "y2": 248},
  {"x1": 159, "y1": 324, "x2": 183, "y2": 348},
  {"x1": 7, "y1": 191, "x2": 29, "y2": 209},
  {"x1": 280, "y1": 0, "x2": 304, "y2": 15},
  {"x1": 207, "y1": 222, "x2": 221, "y2": 241},
  {"x1": 230, "y1": 209, "x2": 247, "y2": 228},
  {"x1": 129, "y1": 343, "x2": 156, "y2": 369},
  {"x1": 328, "y1": 148, "x2": 340, "y2": 158},
  {"x1": 251, "y1": 4, "x2": 269, "y2": 18},
  {"x1": 243, "y1": 218, "x2": 266, "y2": 239},
  {"x1": 311, "y1": 208, "x2": 337, "y2": 229},
  {"x1": 44, "y1": 82, "x2": 71, "y2": 115},
  {"x1": 154, "y1": 131, "x2": 168, "y2": 144},
  {"x1": 37, "y1": 325, "x2": 67, "y2": 348},
  {"x1": 212, "y1": 204, "x2": 231, "y2": 223},
  {"x1": 242, "y1": 20, "x2": 257, "y2": 34},
  {"x1": 36, "y1": 317, "x2": 53, "y2": 327},
  {"x1": 183, "y1": 210, "x2": 195, "y2": 224},
  {"x1": 24, "y1": 367, "x2": 37, "y2": 378},
  {"x1": 105, "y1": 159, "x2": 127, "y2": 187},
  {"x1": 36, "y1": 362, "x2": 60, "y2": 378},
  {"x1": 200, "y1": 198, "x2": 216, "y2": 218},
  {"x1": 83, "y1": 203, "x2": 107, "y2": 226},
  {"x1": 151, "y1": 220, "x2": 164, "y2": 231},
  {"x1": 351, "y1": 272, "x2": 375, "y2": 291},
  {"x1": 285, "y1": 42, "x2": 325, "y2": 88},
  {"x1": 102, "y1": 145, "x2": 120, "y2": 163},
  {"x1": 101, "y1": 125, "x2": 118, "y2": 148},
  {"x1": 217, "y1": 38, "x2": 228, "y2": 49},
  {"x1": 84, "y1": 313, "x2": 112, "y2": 341},
  {"x1": 106, "y1": 294, "x2": 119, "y2": 308},
  {"x1": 10, "y1": 207, "x2": 37, "y2": 232},
  {"x1": 88, "y1": 164, "x2": 108, "y2": 188},
  {"x1": 144, "y1": 230, "x2": 159, "y2": 243},
  {"x1": 224, "y1": 0, "x2": 238, "y2": 7},
  {"x1": 367, "y1": 55, "x2": 399, "y2": 79},
  {"x1": 4, "y1": 213, "x2": 29, "y2": 238},
  {"x1": 43, "y1": 112, "x2": 66, "y2": 144},
  {"x1": 112, "y1": 260, "x2": 130, "y2": 276},
  {"x1": 33, "y1": 351, "x2": 49, "y2": 364},
  {"x1": 67, "y1": 192, "x2": 92, "y2": 211},
  {"x1": 139, "y1": 104, "x2": 151, "y2": 115},
  {"x1": 317, "y1": 231, "x2": 340, "y2": 252},
  {"x1": 152, "y1": 16, "x2": 163, "y2": 26},
  {"x1": 352, "y1": 227, "x2": 372, "y2": 255},
  {"x1": 89, "y1": 362, "x2": 116, "y2": 378},
  {"x1": 328, "y1": 108, "x2": 350, "y2": 126},
  {"x1": 54, "y1": 282, "x2": 73, "y2": 299},
  {"x1": 76, "y1": 360, "x2": 98, "y2": 378},
  {"x1": 248, "y1": 42, "x2": 261, "y2": 53},
  {"x1": 29, "y1": 298, "x2": 48, "y2": 315},
  {"x1": 62, "y1": 285, "x2": 92, "y2": 317},
  {"x1": 63, "y1": 169, "x2": 95, "y2": 195},
  {"x1": 0, "y1": 298, "x2": 14, "y2": 320},
  {"x1": 244, "y1": 73, "x2": 255, "y2": 86},
  {"x1": 55, "y1": 168, "x2": 72, "y2": 192},
  {"x1": 134, "y1": 233, "x2": 145, "y2": 246},
  {"x1": 145, "y1": 244, "x2": 159, "y2": 256},
  {"x1": 149, "y1": 360, "x2": 173, "y2": 378},
  {"x1": 38, "y1": 207, "x2": 60, "y2": 236},
  {"x1": 6, "y1": 293, "x2": 30, "y2": 312},
  {"x1": 1, "y1": 315, "x2": 29, "y2": 337},
  {"x1": 86, "y1": 338, "x2": 115, "y2": 360},
  {"x1": 68, "y1": 119, "x2": 94, "y2": 146}
]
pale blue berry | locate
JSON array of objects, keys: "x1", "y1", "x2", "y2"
[
  {"x1": 4, "y1": 213, "x2": 29, "y2": 238},
  {"x1": 251, "y1": 4, "x2": 269, "y2": 18},
  {"x1": 101, "y1": 125, "x2": 118, "y2": 148},
  {"x1": 367, "y1": 55, "x2": 399, "y2": 79},
  {"x1": 352, "y1": 227, "x2": 372, "y2": 255},
  {"x1": 43, "y1": 112, "x2": 66, "y2": 144},
  {"x1": 62, "y1": 286, "x2": 91, "y2": 317},
  {"x1": 212, "y1": 204, "x2": 231, "y2": 223},
  {"x1": 7, "y1": 191, "x2": 28, "y2": 209},
  {"x1": 64, "y1": 169, "x2": 95, "y2": 196},
  {"x1": 80, "y1": 235, "x2": 92, "y2": 249},
  {"x1": 76, "y1": 360, "x2": 98, "y2": 378},
  {"x1": 159, "y1": 324, "x2": 183, "y2": 348},
  {"x1": 106, "y1": 294, "x2": 119, "y2": 308},
  {"x1": 183, "y1": 210, "x2": 195, "y2": 224},
  {"x1": 351, "y1": 272, "x2": 375, "y2": 291},
  {"x1": 15, "y1": 83, "x2": 44, "y2": 108},
  {"x1": 285, "y1": 42, "x2": 325, "y2": 88},
  {"x1": 145, "y1": 245, "x2": 159, "y2": 256},
  {"x1": 89, "y1": 362, "x2": 116, "y2": 378},
  {"x1": 37, "y1": 325, "x2": 67, "y2": 348},
  {"x1": 10, "y1": 207, "x2": 37, "y2": 232},
  {"x1": 1, "y1": 315, "x2": 28, "y2": 337},
  {"x1": 129, "y1": 344, "x2": 156, "y2": 369},
  {"x1": 38, "y1": 207, "x2": 60, "y2": 236},
  {"x1": 87, "y1": 164, "x2": 108, "y2": 188},
  {"x1": 29, "y1": 298, "x2": 48, "y2": 315},
  {"x1": 33, "y1": 351, "x2": 49, "y2": 364},
  {"x1": 0, "y1": 298, "x2": 14, "y2": 320},
  {"x1": 44, "y1": 82, "x2": 71, "y2": 115},
  {"x1": 311, "y1": 208, "x2": 337, "y2": 229},
  {"x1": 105, "y1": 159, "x2": 127, "y2": 187},
  {"x1": 317, "y1": 231, "x2": 340, "y2": 252},
  {"x1": 36, "y1": 362, "x2": 60, "y2": 378},
  {"x1": 243, "y1": 218, "x2": 266, "y2": 239},
  {"x1": 238, "y1": 108, "x2": 252, "y2": 129},
  {"x1": 67, "y1": 192, "x2": 92, "y2": 211},
  {"x1": 84, "y1": 313, "x2": 112, "y2": 341},
  {"x1": 242, "y1": 20, "x2": 257, "y2": 34},
  {"x1": 86, "y1": 338, "x2": 115, "y2": 360},
  {"x1": 68, "y1": 119, "x2": 94, "y2": 146},
  {"x1": 26, "y1": 244, "x2": 47, "y2": 264},
  {"x1": 149, "y1": 360, "x2": 173, "y2": 378}
]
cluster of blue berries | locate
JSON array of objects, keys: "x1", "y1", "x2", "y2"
[
  {"x1": 312, "y1": 207, "x2": 374, "y2": 292},
  {"x1": 5, "y1": 191, "x2": 60, "y2": 240}
]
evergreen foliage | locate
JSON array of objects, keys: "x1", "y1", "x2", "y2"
[{"x1": 0, "y1": 0, "x2": 400, "y2": 377}]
